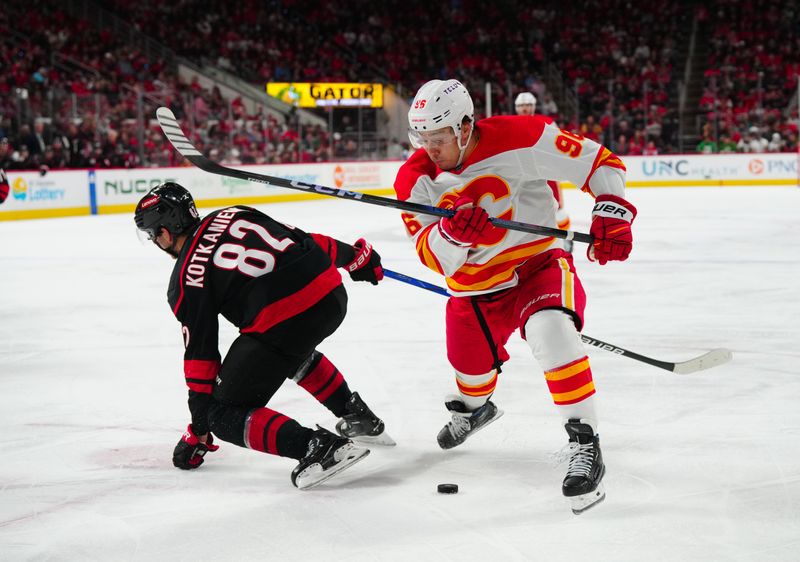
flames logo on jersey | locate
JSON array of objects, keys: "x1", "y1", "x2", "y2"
[{"x1": 437, "y1": 175, "x2": 513, "y2": 246}]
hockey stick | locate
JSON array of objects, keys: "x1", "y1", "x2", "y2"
[
  {"x1": 155, "y1": 107, "x2": 593, "y2": 244},
  {"x1": 382, "y1": 268, "x2": 732, "y2": 375}
]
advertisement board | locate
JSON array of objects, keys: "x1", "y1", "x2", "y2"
[
  {"x1": 91, "y1": 162, "x2": 392, "y2": 214},
  {"x1": 266, "y1": 82, "x2": 383, "y2": 108},
  {"x1": 1, "y1": 154, "x2": 796, "y2": 221},
  {"x1": 622, "y1": 153, "x2": 799, "y2": 186},
  {"x1": 0, "y1": 170, "x2": 90, "y2": 220}
]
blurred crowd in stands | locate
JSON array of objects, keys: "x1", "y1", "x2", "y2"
[
  {"x1": 694, "y1": 0, "x2": 799, "y2": 154},
  {"x1": 1, "y1": 0, "x2": 797, "y2": 172},
  {"x1": 0, "y1": 1, "x2": 336, "y2": 172}
]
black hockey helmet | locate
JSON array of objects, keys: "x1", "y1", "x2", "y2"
[{"x1": 134, "y1": 182, "x2": 200, "y2": 240}]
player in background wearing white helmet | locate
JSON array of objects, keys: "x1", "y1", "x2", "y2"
[
  {"x1": 514, "y1": 92, "x2": 572, "y2": 252},
  {"x1": 395, "y1": 79, "x2": 636, "y2": 514}
]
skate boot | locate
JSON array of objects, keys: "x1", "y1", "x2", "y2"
[
  {"x1": 436, "y1": 397, "x2": 504, "y2": 450},
  {"x1": 335, "y1": 392, "x2": 396, "y2": 446},
  {"x1": 291, "y1": 426, "x2": 370, "y2": 490},
  {"x1": 560, "y1": 419, "x2": 606, "y2": 514}
]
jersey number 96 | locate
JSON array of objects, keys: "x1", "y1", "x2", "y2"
[{"x1": 554, "y1": 129, "x2": 584, "y2": 157}]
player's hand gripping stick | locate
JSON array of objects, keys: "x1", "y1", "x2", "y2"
[
  {"x1": 438, "y1": 196, "x2": 501, "y2": 247},
  {"x1": 346, "y1": 238, "x2": 384, "y2": 285},
  {"x1": 588, "y1": 194, "x2": 637, "y2": 265}
]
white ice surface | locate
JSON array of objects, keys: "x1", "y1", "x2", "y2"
[{"x1": 1, "y1": 187, "x2": 799, "y2": 562}]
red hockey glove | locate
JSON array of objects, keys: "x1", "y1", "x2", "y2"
[
  {"x1": 588, "y1": 194, "x2": 637, "y2": 265},
  {"x1": 0, "y1": 169, "x2": 9, "y2": 204},
  {"x1": 172, "y1": 424, "x2": 220, "y2": 470},
  {"x1": 439, "y1": 196, "x2": 500, "y2": 247},
  {"x1": 346, "y1": 238, "x2": 384, "y2": 285}
]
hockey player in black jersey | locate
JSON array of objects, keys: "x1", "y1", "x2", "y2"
[{"x1": 135, "y1": 182, "x2": 394, "y2": 490}]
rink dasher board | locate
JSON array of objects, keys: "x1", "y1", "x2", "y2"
[{"x1": 1, "y1": 153, "x2": 798, "y2": 221}]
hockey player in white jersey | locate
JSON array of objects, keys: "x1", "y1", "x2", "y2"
[{"x1": 395, "y1": 79, "x2": 637, "y2": 514}]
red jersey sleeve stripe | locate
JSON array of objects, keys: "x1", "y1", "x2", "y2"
[
  {"x1": 310, "y1": 233, "x2": 338, "y2": 263},
  {"x1": 186, "y1": 381, "x2": 213, "y2": 393},
  {"x1": 184, "y1": 359, "x2": 220, "y2": 380},
  {"x1": 580, "y1": 147, "x2": 627, "y2": 196},
  {"x1": 184, "y1": 359, "x2": 218, "y2": 394}
]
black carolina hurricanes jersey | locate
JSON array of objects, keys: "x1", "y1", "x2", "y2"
[{"x1": 167, "y1": 206, "x2": 344, "y2": 394}]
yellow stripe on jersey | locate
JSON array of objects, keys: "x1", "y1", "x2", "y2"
[
  {"x1": 581, "y1": 146, "x2": 626, "y2": 196},
  {"x1": 446, "y1": 267, "x2": 517, "y2": 292},
  {"x1": 558, "y1": 258, "x2": 574, "y2": 310},
  {"x1": 415, "y1": 224, "x2": 445, "y2": 275},
  {"x1": 445, "y1": 237, "x2": 554, "y2": 293},
  {"x1": 456, "y1": 238, "x2": 554, "y2": 274}
]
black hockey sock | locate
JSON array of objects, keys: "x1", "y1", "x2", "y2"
[{"x1": 207, "y1": 401, "x2": 250, "y2": 447}]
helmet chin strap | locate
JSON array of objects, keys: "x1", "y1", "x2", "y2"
[
  {"x1": 165, "y1": 237, "x2": 182, "y2": 258},
  {"x1": 156, "y1": 230, "x2": 183, "y2": 259},
  {"x1": 454, "y1": 121, "x2": 474, "y2": 168}
]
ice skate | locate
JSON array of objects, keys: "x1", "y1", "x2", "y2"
[
  {"x1": 436, "y1": 397, "x2": 504, "y2": 450},
  {"x1": 335, "y1": 392, "x2": 396, "y2": 446},
  {"x1": 559, "y1": 418, "x2": 606, "y2": 514},
  {"x1": 291, "y1": 427, "x2": 370, "y2": 490}
]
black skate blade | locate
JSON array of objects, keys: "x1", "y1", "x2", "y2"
[{"x1": 569, "y1": 483, "x2": 606, "y2": 515}]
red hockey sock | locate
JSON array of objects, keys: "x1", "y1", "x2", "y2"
[
  {"x1": 295, "y1": 352, "x2": 351, "y2": 417},
  {"x1": 244, "y1": 407, "x2": 313, "y2": 460}
]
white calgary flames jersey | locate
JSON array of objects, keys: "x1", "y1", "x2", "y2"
[{"x1": 394, "y1": 115, "x2": 627, "y2": 295}]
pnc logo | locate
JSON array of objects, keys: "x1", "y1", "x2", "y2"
[{"x1": 748, "y1": 159, "x2": 765, "y2": 174}]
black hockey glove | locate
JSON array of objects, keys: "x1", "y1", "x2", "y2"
[
  {"x1": 173, "y1": 424, "x2": 219, "y2": 470},
  {"x1": 346, "y1": 238, "x2": 384, "y2": 285}
]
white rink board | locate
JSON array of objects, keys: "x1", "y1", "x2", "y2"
[
  {"x1": 1, "y1": 186, "x2": 799, "y2": 561},
  {"x1": 1, "y1": 153, "x2": 798, "y2": 221},
  {"x1": 0, "y1": 170, "x2": 90, "y2": 218},
  {"x1": 91, "y1": 161, "x2": 403, "y2": 210}
]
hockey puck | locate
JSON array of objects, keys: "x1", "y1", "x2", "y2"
[{"x1": 437, "y1": 483, "x2": 459, "y2": 494}]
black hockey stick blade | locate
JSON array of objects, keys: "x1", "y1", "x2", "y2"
[
  {"x1": 580, "y1": 335, "x2": 733, "y2": 375},
  {"x1": 155, "y1": 107, "x2": 593, "y2": 244}
]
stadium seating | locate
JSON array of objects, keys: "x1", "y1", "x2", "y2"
[{"x1": 2, "y1": 0, "x2": 797, "y2": 171}]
